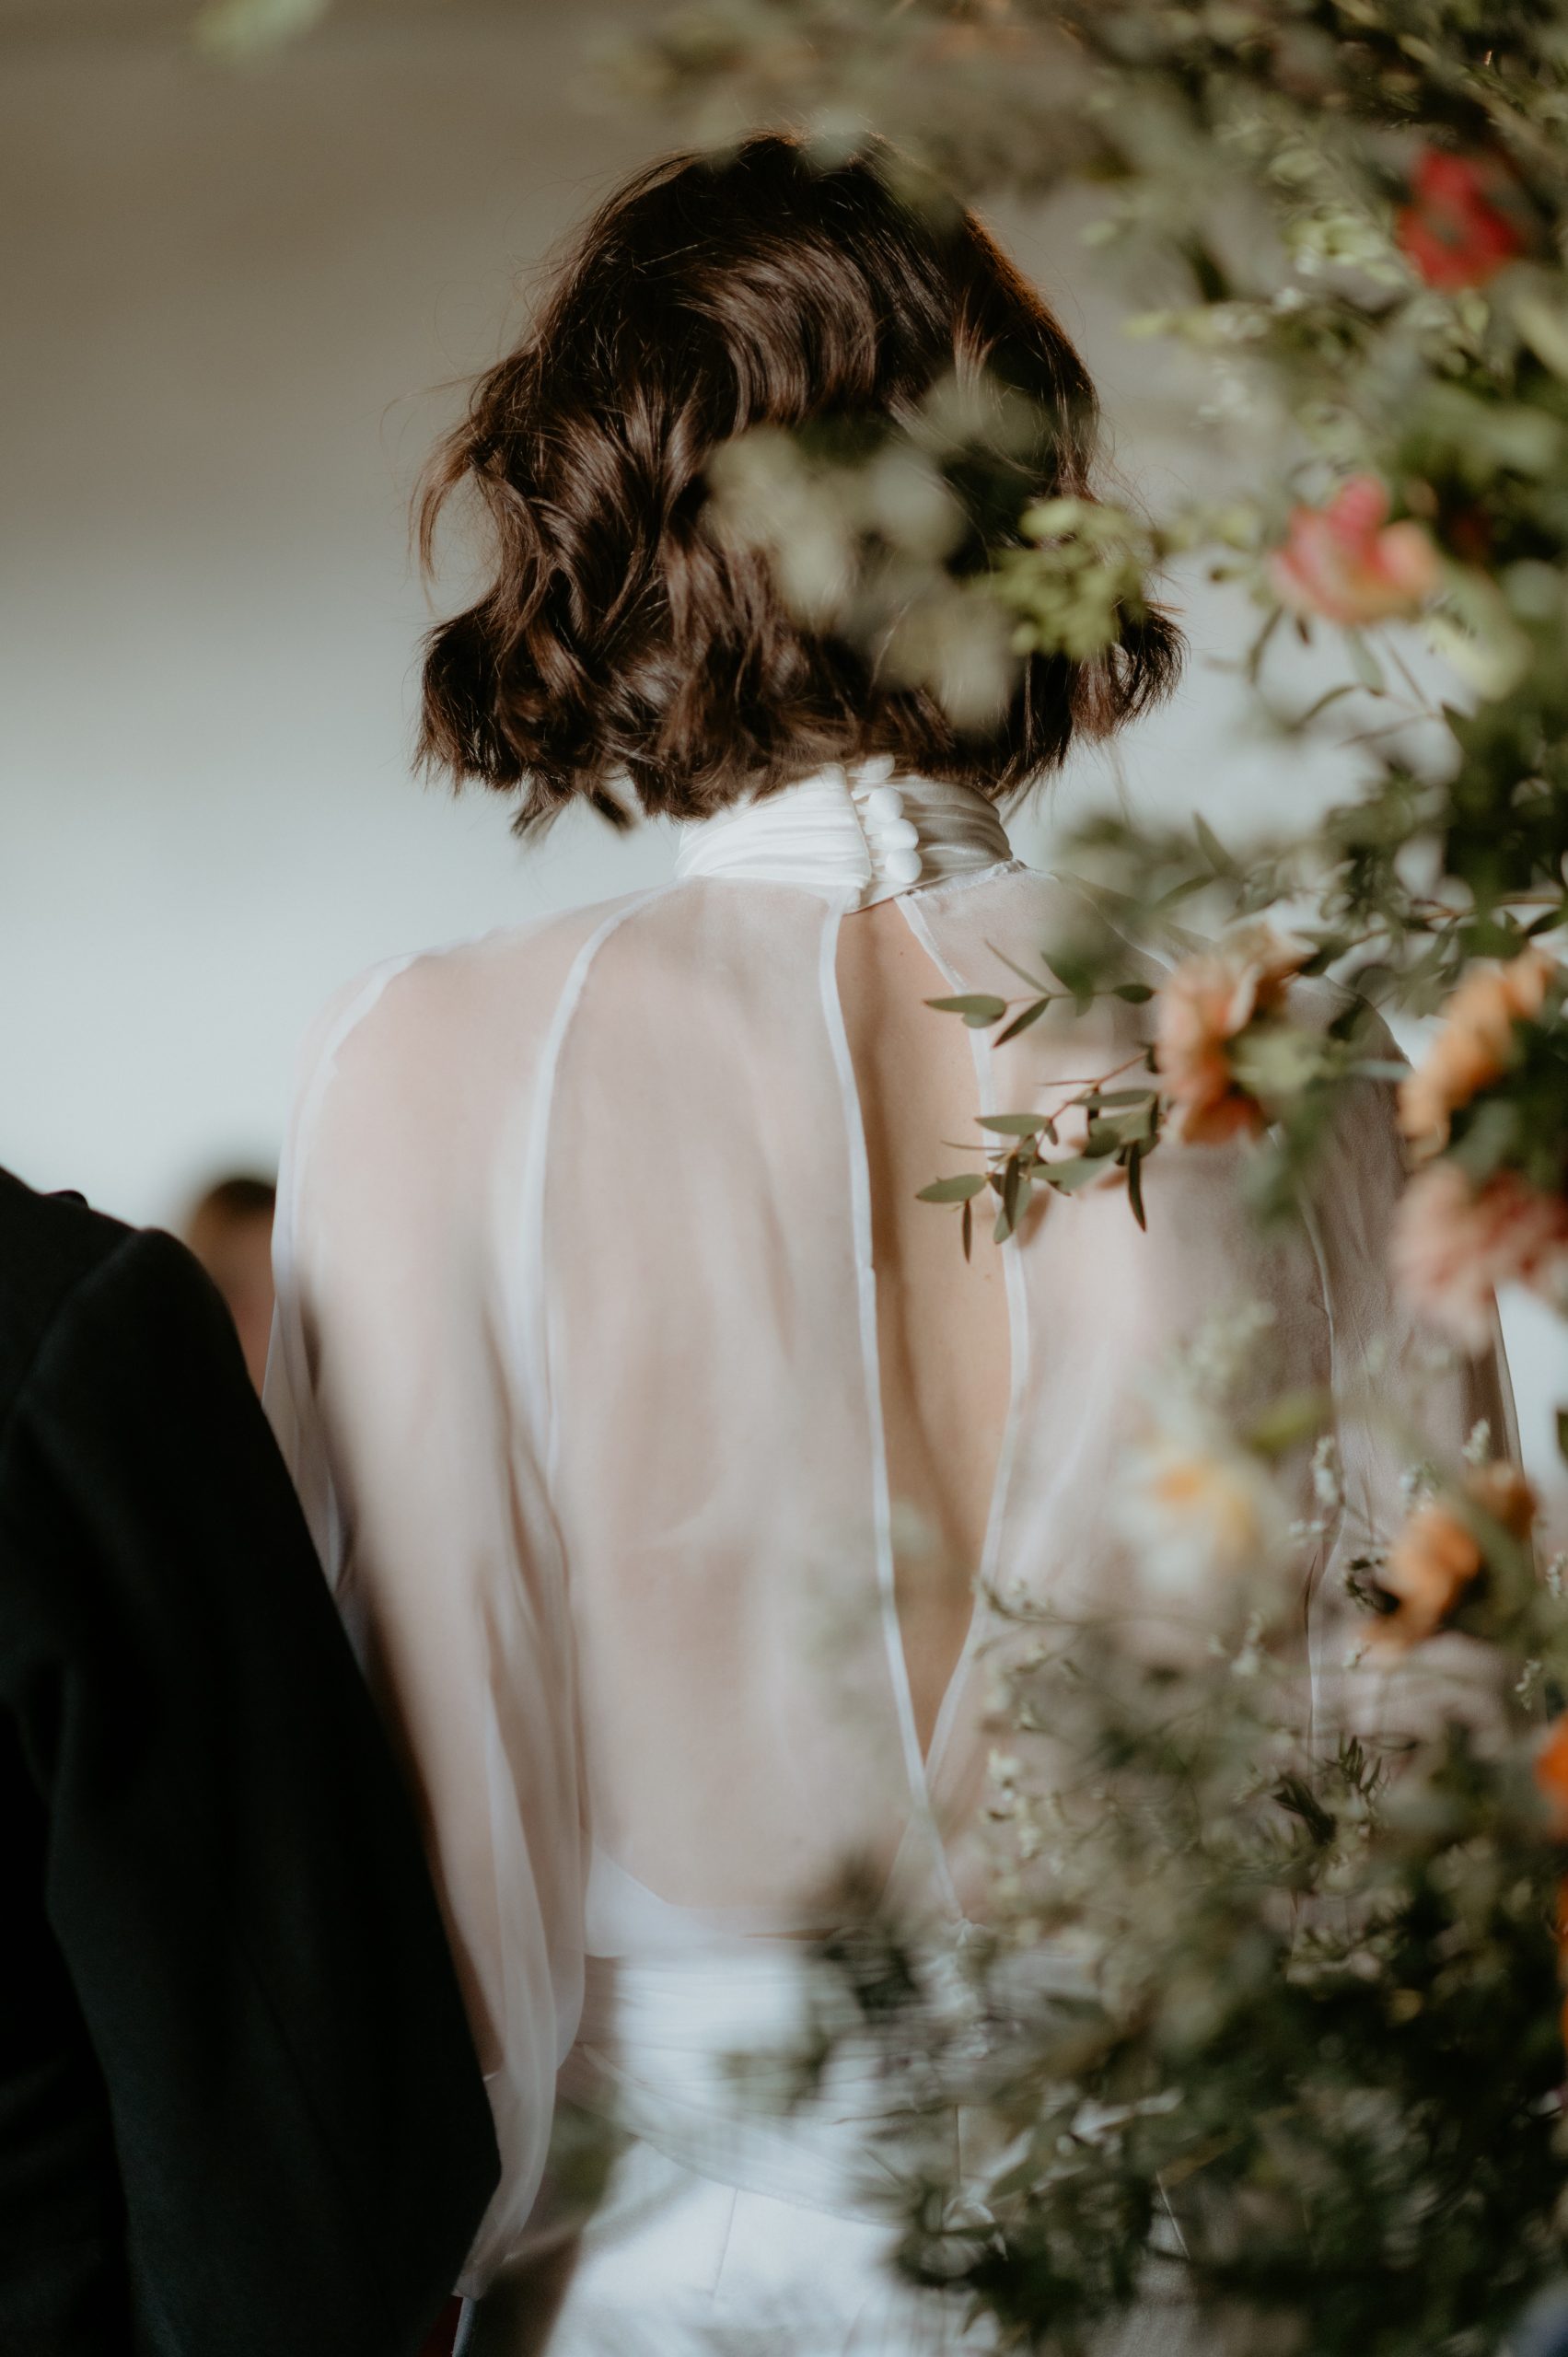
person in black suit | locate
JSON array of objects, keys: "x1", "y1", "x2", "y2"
[{"x1": 0, "y1": 1167, "x2": 499, "y2": 2357}]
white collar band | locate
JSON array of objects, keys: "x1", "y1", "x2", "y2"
[{"x1": 672, "y1": 758, "x2": 1016, "y2": 909}]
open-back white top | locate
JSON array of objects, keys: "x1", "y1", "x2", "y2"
[{"x1": 265, "y1": 760, "x2": 1509, "y2": 2288}]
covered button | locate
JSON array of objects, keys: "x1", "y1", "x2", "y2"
[
  {"x1": 865, "y1": 783, "x2": 905, "y2": 821},
  {"x1": 885, "y1": 846, "x2": 924, "y2": 887}
]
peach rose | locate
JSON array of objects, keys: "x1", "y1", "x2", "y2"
[
  {"x1": 1155, "y1": 926, "x2": 1308, "y2": 1145},
  {"x1": 1538, "y1": 1717, "x2": 1568, "y2": 1840},
  {"x1": 1392, "y1": 1161, "x2": 1568, "y2": 1352},
  {"x1": 1375, "y1": 1459, "x2": 1536, "y2": 1650},
  {"x1": 1270, "y1": 476, "x2": 1443, "y2": 628},
  {"x1": 1398, "y1": 948, "x2": 1555, "y2": 1148}
]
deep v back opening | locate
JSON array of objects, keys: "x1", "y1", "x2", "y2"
[{"x1": 827, "y1": 893, "x2": 1020, "y2": 1794}]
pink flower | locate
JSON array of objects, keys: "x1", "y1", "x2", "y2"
[
  {"x1": 1391, "y1": 1162, "x2": 1568, "y2": 1352},
  {"x1": 1270, "y1": 476, "x2": 1443, "y2": 627},
  {"x1": 1398, "y1": 948, "x2": 1556, "y2": 1149},
  {"x1": 1156, "y1": 926, "x2": 1308, "y2": 1146},
  {"x1": 1397, "y1": 149, "x2": 1530, "y2": 294}
]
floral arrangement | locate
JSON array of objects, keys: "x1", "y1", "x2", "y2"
[
  {"x1": 793, "y1": 1305, "x2": 1568, "y2": 2354},
  {"x1": 610, "y1": 3, "x2": 1568, "y2": 2345},
  {"x1": 616, "y1": 0, "x2": 1568, "y2": 1367}
]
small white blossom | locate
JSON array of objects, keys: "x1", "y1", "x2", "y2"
[
  {"x1": 1312, "y1": 1434, "x2": 1344, "y2": 1515},
  {"x1": 1462, "y1": 1419, "x2": 1493, "y2": 1467},
  {"x1": 1181, "y1": 1297, "x2": 1278, "y2": 1405},
  {"x1": 1232, "y1": 1613, "x2": 1267, "y2": 1679}
]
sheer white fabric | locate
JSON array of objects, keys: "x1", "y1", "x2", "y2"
[{"x1": 266, "y1": 761, "x2": 1512, "y2": 2327}]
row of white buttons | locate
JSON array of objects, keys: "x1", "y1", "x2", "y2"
[{"x1": 854, "y1": 759, "x2": 924, "y2": 887}]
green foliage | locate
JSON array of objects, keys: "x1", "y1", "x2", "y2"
[
  {"x1": 192, "y1": 0, "x2": 331, "y2": 56},
  {"x1": 611, "y1": 8, "x2": 1568, "y2": 2346},
  {"x1": 792, "y1": 1488, "x2": 1568, "y2": 2353},
  {"x1": 620, "y1": 0, "x2": 1568, "y2": 1036}
]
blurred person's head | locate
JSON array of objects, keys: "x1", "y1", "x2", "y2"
[
  {"x1": 185, "y1": 1174, "x2": 276, "y2": 1392},
  {"x1": 417, "y1": 132, "x2": 1179, "y2": 833}
]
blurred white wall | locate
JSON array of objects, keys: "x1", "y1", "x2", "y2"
[
  {"x1": 0, "y1": 9, "x2": 1562, "y2": 1513},
  {"x1": 0, "y1": 6, "x2": 671, "y2": 1226}
]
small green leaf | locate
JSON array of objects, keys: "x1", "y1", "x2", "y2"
[
  {"x1": 1292, "y1": 680, "x2": 1360, "y2": 728},
  {"x1": 996, "y1": 997, "x2": 1051, "y2": 1045},
  {"x1": 1150, "y1": 873, "x2": 1211, "y2": 915},
  {"x1": 1112, "y1": 981, "x2": 1156, "y2": 1004},
  {"x1": 1249, "y1": 1387, "x2": 1331, "y2": 1456},
  {"x1": 1194, "y1": 813, "x2": 1237, "y2": 877},
  {"x1": 1127, "y1": 1142, "x2": 1146, "y2": 1231},
  {"x1": 1558, "y1": 1407, "x2": 1568, "y2": 1468},
  {"x1": 1040, "y1": 1156, "x2": 1105, "y2": 1193},
  {"x1": 918, "y1": 1173, "x2": 989, "y2": 1203},
  {"x1": 1246, "y1": 603, "x2": 1284, "y2": 682},
  {"x1": 926, "y1": 994, "x2": 1007, "y2": 1026},
  {"x1": 1346, "y1": 633, "x2": 1387, "y2": 693},
  {"x1": 979, "y1": 1113, "x2": 1047, "y2": 1137},
  {"x1": 194, "y1": 0, "x2": 331, "y2": 52},
  {"x1": 961, "y1": 1197, "x2": 973, "y2": 1261}
]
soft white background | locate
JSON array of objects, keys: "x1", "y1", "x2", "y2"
[{"x1": 2, "y1": 0, "x2": 1563, "y2": 1515}]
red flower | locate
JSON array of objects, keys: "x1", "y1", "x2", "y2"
[{"x1": 1396, "y1": 149, "x2": 1529, "y2": 292}]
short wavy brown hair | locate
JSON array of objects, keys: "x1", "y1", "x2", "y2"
[{"x1": 418, "y1": 134, "x2": 1179, "y2": 830}]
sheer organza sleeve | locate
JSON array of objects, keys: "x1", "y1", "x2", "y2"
[
  {"x1": 265, "y1": 947, "x2": 587, "y2": 2291},
  {"x1": 1302, "y1": 1009, "x2": 1519, "y2": 1737}
]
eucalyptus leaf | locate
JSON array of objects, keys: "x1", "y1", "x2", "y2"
[
  {"x1": 979, "y1": 1113, "x2": 1048, "y2": 1136},
  {"x1": 996, "y1": 997, "x2": 1052, "y2": 1044},
  {"x1": 917, "y1": 1172, "x2": 989, "y2": 1202},
  {"x1": 926, "y1": 993, "x2": 1007, "y2": 1025},
  {"x1": 1040, "y1": 1156, "x2": 1106, "y2": 1193}
]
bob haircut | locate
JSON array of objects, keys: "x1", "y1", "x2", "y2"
[{"x1": 419, "y1": 134, "x2": 1180, "y2": 830}]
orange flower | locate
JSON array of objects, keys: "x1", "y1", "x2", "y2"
[
  {"x1": 1270, "y1": 476, "x2": 1443, "y2": 628},
  {"x1": 1396, "y1": 149, "x2": 1530, "y2": 294},
  {"x1": 1374, "y1": 1460, "x2": 1536, "y2": 1650},
  {"x1": 1155, "y1": 926, "x2": 1308, "y2": 1146},
  {"x1": 1538, "y1": 1719, "x2": 1568, "y2": 1841},
  {"x1": 1392, "y1": 1163, "x2": 1568, "y2": 1352},
  {"x1": 1398, "y1": 948, "x2": 1555, "y2": 1148}
]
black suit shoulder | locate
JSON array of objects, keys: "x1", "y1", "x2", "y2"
[
  {"x1": 0, "y1": 1171, "x2": 132, "y2": 1432},
  {"x1": 0, "y1": 1167, "x2": 498, "y2": 2357}
]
